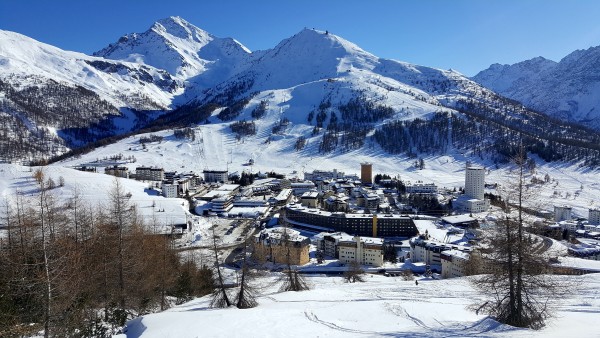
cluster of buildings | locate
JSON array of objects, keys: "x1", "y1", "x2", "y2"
[
  {"x1": 552, "y1": 205, "x2": 600, "y2": 239},
  {"x1": 252, "y1": 227, "x2": 386, "y2": 267}
]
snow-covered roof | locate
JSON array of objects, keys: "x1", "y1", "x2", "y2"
[
  {"x1": 442, "y1": 215, "x2": 476, "y2": 224},
  {"x1": 256, "y1": 226, "x2": 308, "y2": 243},
  {"x1": 413, "y1": 220, "x2": 465, "y2": 244},
  {"x1": 552, "y1": 256, "x2": 600, "y2": 272},
  {"x1": 440, "y1": 249, "x2": 470, "y2": 260},
  {"x1": 217, "y1": 184, "x2": 240, "y2": 191},
  {"x1": 301, "y1": 191, "x2": 319, "y2": 199}
]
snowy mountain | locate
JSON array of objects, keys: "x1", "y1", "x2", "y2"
[
  {"x1": 473, "y1": 46, "x2": 600, "y2": 130},
  {"x1": 2, "y1": 18, "x2": 600, "y2": 167},
  {"x1": 167, "y1": 28, "x2": 600, "y2": 167},
  {"x1": 0, "y1": 29, "x2": 185, "y2": 161},
  {"x1": 95, "y1": 16, "x2": 251, "y2": 88}
]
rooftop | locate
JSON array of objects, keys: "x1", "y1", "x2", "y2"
[{"x1": 441, "y1": 215, "x2": 476, "y2": 224}]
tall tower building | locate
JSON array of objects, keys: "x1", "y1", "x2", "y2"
[
  {"x1": 361, "y1": 162, "x2": 373, "y2": 185},
  {"x1": 589, "y1": 208, "x2": 600, "y2": 225},
  {"x1": 464, "y1": 166, "x2": 485, "y2": 200}
]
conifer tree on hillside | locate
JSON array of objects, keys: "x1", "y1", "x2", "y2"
[
  {"x1": 471, "y1": 144, "x2": 563, "y2": 329},
  {"x1": 235, "y1": 239, "x2": 258, "y2": 309},
  {"x1": 210, "y1": 224, "x2": 232, "y2": 308},
  {"x1": 277, "y1": 222, "x2": 310, "y2": 292}
]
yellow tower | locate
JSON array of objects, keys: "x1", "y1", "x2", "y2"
[
  {"x1": 361, "y1": 162, "x2": 373, "y2": 185},
  {"x1": 372, "y1": 214, "x2": 378, "y2": 237}
]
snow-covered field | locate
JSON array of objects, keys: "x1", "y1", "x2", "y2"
[{"x1": 120, "y1": 273, "x2": 600, "y2": 338}]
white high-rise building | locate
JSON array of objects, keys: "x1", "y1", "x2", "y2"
[
  {"x1": 465, "y1": 166, "x2": 485, "y2": 200},
  {"x1": 589, "y1": 208, "x2": 600, "y2": 225},
  {"x1": 554, "y1": 205, "x2": 572, "y2": 222},
  {"x1": 454, "y1": 166, "x2": 489, "y2": 214}
]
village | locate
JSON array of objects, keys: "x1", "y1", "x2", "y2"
[{"x1": 71, "y1": 159, "x2": 600, "y2": 280}]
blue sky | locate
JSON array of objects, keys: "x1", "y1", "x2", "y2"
[{"x1": 1, "y1": 0, "x2": 599, "y2": 76}]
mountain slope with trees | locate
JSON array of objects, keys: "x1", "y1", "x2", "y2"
[{"x1": 2, "y1": 18, "x2": 600, "y2": 167}]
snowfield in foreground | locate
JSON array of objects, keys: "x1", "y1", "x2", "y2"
[{"x1": 121, "y1": 273, "x2": 600, "y2": 338}]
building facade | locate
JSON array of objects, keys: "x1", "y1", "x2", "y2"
[
  {"x1": 105, "y1": 165, "x2": 129, "y2": 178},
  {"x1": 136, "y1": 167, "x2": 165, "y2": 181},
  {"x1": 300, "y1": 191, "x2": 319, "y2": 208},
  {"x1": 410, "y1": 237, "x2": 471, "y2": 272},
  {"x1": 555, "y1": 205, "x2": 573, "y2": 222},
  {"x1": 253, "y1": 227, "x2": 310, "y2": 265},
  {"x1": 338, "y1": 236, "x2": 384, "y2": 266},
  {"x1": 406, "y1": 182, "x2": 438, "y2": 194},
  {"x1": 203, "y1": 169, "x2": 228, "y2": 183},
  {"x1": 440, "y1": 249, "x2": 470, "y2": 279},
  {"x1": 163, "y1": 183, "x2": 178, "y2": 198},
  {"x1": 283, "y1": 204, "x2": 418, "y2": 238},
  {"x1": 465, "y1": 166, "x2": 485, "y2": 200},
  {"x1": 589, "y1": 208, "x2": 600, "y2": 225},
  {"x1": 455, "y1": 166, "x2": 489, "y2": 213}
]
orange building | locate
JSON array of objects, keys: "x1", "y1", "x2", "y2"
[{"x1": 360, "y1": 162, "x2": 372, "y2": 185}]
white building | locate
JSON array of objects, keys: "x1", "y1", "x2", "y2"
[
  {"x1": 558, "y1": 220, "x2": 579, "y2": 232},
  {"x1": 409, "y1": 237, "x2": 471, "y2": 272},
  {"x1": 338, "y1": 236, "x2": 384, "y2": 266},
  {"x1": 272, "y1": 188, "x2": 292, "y2": 206},
  {"x1": 162, "y1": 183, "x2": 178, "y2": 198},
  {"x1": 406, "y1": 182, "x2": 438, "y2": 194},
  {"x1": 555, "y1": 205, "x2": 572, "y2": 222},
  {"x1": 304, "y1": 169, "x2": 345, "y2": 181},
  {"x1": 212, "y1": 195, "x2": 234, "y2": 213},
  {"x1": 300, "y1": 191, "x2": 319, "y2": 208},
  {"x1": 441, "y1": 249, "x2": 470, "y2": 279},
  {"x1": 589, "y1": 208, "x2": 600, "y2": 225},
  {"x1": 465, "y1": 166, "x2": 485, "y2": 200},
  {"x1": 455, "y1": 166, "x2": 489, "y2": 213},
  {"x1": 454, "y1": 196, "x2": 489, "y2": 213}
]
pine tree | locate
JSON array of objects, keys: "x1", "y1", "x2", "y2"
[{"x1": 471, "y1": 144, "x2": 562, "y2": 329}]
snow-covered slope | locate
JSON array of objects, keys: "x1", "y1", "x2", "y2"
[
  {"x1": 0, "y1": 29, "x2": 184, "y2": 161},
  {"x1": 0, "y1": 30, "x2": 180, "y2": 109},
  {"x1": 473, "y1": 47, "x2": 600, "y2": 129},
  {"x1": 0, "y1": 163, "x2": 187, "y2": 228},
  {"x1": 121, "y1": 273, "x2": 600, "y2": 338},
  {"x1": 95, "y1": 16, "x2": 251, "y2": 85},
  {"x1": 199, "y1": 28, "x2": 484, "y2": 107}
]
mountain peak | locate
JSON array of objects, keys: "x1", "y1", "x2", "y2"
[
  {"x1": 288, "y1": 28, "x2": 370, "y2": 56},
  {"x1": 150, "y1": 16, "x2": 212, "y2": 43},
  {"x1": 94, "y1": 17, "x2": 250, "y2": 79}
]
